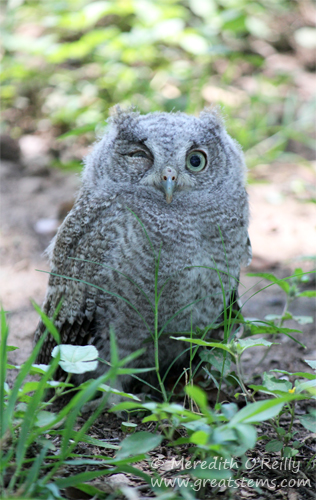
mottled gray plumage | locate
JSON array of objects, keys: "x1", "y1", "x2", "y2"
[{"x1": 34, "y1": 106, "x2": 251, "y2": 399}]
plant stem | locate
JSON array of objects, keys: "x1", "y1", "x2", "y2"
[
  {"x1": 236, "y1": 354, "x2": 255, "y2": 403},
  {"x1": 257, "y1": 293, "x2": 292, "y2": 366},
  {"x1": 46, "y1": 373, "x2": 72, "y2": 406}
]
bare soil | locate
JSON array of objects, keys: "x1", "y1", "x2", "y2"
[{"x1": 0, "y1": 149, "x2": 315, "y2": 499}]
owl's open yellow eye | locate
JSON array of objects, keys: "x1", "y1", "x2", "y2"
[{"x1": 186, "y1": 151, "x2": 207, "y2": 172}]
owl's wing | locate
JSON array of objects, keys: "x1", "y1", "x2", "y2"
[
  {"x1": 216, "y1": 233, "x2": 252, "y2": 329},
  {"x1": 34, "y1": 194, "x2": 117, "y2": 364}
]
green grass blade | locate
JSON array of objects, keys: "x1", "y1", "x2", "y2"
[
  {"x1": 21, "y1": 443, "x2": 51, "y2": 496},
  {"x1": 116, "y1": 347, "x2": 146, "y2": 367},
  {"x1": 241, "y1": 270, "x2": 316, "y2": 310},
  {"x1": 0, "y1": 308, "x2": 9, "y2": 439},
  {"x1": 41, "y1": 369, "x2": 120, "y2": 485},
  {"x1": 161, "y1": 345, "x2": 194, "y2": 383},
  {"x1": 109, "y1": 326, "x2": 118, "y2": 366},
  {"x1": 10, "y1": 355, "x2": 60, "y2": 490},
  {"x1": 126, "y1": 207, "x2": 156, "y2": 258},
  {"x1": 3, "y1": 331, "x2": 50, "y2": 437},
  {"x1": 158, "y1": 292, "x2": 225, "y2": 338},
  {"x1": 54, "y1": 462, "x2": 151, "y2": 489},
  {"x1": 0, "y1": 309, "x2": 10, "y2": 492},
  {"x1": 32, "y1": 300, "x2": 61, "y2": 343},
  {"x1": 70, "y1": 257, "x2": 155, "y2": 313},
  {"x1": 36, "y1": 270, "x2": 153, "y2": 337}
]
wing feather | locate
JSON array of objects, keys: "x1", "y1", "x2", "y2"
[{"x1": 34, "y1": 192, "x2": 117, "y2": 364}]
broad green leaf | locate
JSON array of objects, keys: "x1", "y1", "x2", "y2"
[
  {"x1": 246, "y1": 323, "x2": 301, "y2": 336},
  {"x1": 121, "y1": 422, "x2": 137, "y2": 433},
  {"x1": 97, "y1": 383, "x2": 141, "y2": 400},
  {"x1": 305, "y1": 360, "x2": 316, "y2": 371},
  {"x1": 200, "y1": 349, "x2": 232, "y2": 376},
  {"x1": 248, "y1": 384, "x2": 294, "y2": 397},
  {"x1": 171, "y1": 336, "x2": 234, "y2": 354},
  {"x1": 263, "y1": 373, "x2": 292, "y2": 393},
  {"x1": 265, "y1": 439, "x2": 283, "y2": 452},
  {"x1": 191, "y1": 457, "x2": 232, "y2": 480},
  {"x1": 295, "y1": 379, "x2": 316, "y2": 393},
  {"x1": 190, "y1": 430, "x2": 209, "y2": 445},
  {"x1": 247, "y1": 272, "x2": 290, "y2": 293},
  {"x1": 237, "y1": 338, "x2": 275, "y2": 353},
  {"x1": 298, "y1": 290, "x2": 316, "y2": 298},
  {"x1": 52, "y1": 344, "x2": 98, "y2": 362},
  {"x1": 212, "y1": 426, "x2": 236, "y2": 443},
  {"x1": 116, "y1": 431, "x2": 163, "y2": 459},
  {"x1": 264, "y1": 314, "x2": 282, "y2": 321},
  {"x1": 229, "y1": 398, "x2": 293, "y2": 425},
  {"x1": 221, "y1": 403, "x2": 238, "y2": 420},
  {"x1": 283, "y1": 447, "x2": 299, "y2": 458},
  {"x1": 234, "y1": 423, "x2": 257, "y2": 449},
  {"x1": 182, "y1": 419, "x2": 209, "y2": 433},
  {"x1": 299, "y1": 414, "x2": 316, "y2": 432},
  {"x1": 276, "y1": 427, "x2": 286, "y2": 436},
  {"x1": 293, "y1": 315, "x2": 313, "y2": 325},
  {"x1": 110, "y1": 401, "x2": 146, "y2": 413},
  {"x1": 244, "y1": 322, "x2": 305, "y2": 348},
  {"x1": 52, "y1": 345, "x2": 99, "y2": 374},
  {"x1": 292, "y1": 440, "x2": 303, "y2": 449},
  {"x1": 35, "y1": 411, "x2": 58, "y2": 427},
  {"x1": 185, "y1": 385, "x2": 208, "y2": 409},
  {"x1": 271, "y1": 369, "x2": 316, "y2": 380},
  {"x1": 19, "y1": 381, "x2": 41, "y2": 394}
]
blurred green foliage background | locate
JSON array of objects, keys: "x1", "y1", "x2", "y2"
[{"x1": 1, "y1": 0, "x2": 315, "y2": 169}]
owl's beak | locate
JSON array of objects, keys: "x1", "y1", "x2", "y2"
[{"x1": 161, "y1": 167, "x2": 177, "y2": 203}]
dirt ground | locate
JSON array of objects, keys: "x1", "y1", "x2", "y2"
[{"x1": 0, "y1": 143, "x2": 315, "y2": 499}]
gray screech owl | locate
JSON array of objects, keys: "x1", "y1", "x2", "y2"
[{"x1": 34, "y1": 106, "x2": 251, "y2": 399}]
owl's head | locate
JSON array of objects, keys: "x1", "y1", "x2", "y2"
[{"x1": 83, "y1": 106, "x2": 246, "y2": 206}]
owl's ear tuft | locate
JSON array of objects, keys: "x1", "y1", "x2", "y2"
[
  {"x1": 107, "y1": 105, "x2": 142, "y2": 141},
  {"x1": 108, "y1": 105, "x2": 140, "y2": 125},
  {"x1": 199, "y1": 106, "x2": 224, "y2": 129}
]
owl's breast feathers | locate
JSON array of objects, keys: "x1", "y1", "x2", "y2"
[{"x1": 35, "y1": 186, "x2": 249, "y2": 366}]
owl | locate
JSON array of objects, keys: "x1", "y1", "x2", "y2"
[{"x1": 34, "y1": 106, "x2": 251, "y2": 403}]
